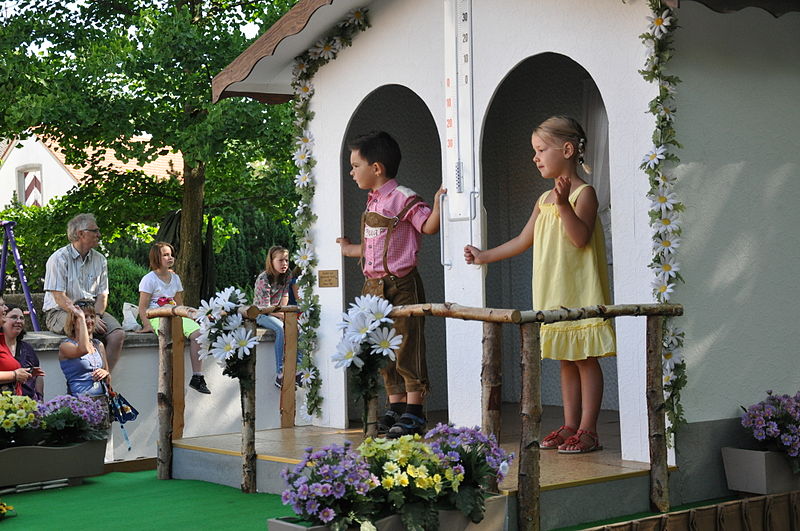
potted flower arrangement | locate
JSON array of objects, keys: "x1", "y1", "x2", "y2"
[
  {"x1": 721, "y1": 389, "x2": 800, "y2": 494},
  {"x1": 334, "y1": 295, "x2": 403, "y2": 436},
  {"x1": 271, "y1": 424, "x2": 512, "y2": 530},
  {"x1": 0, "y1": 391, "x2": 108, "y2": 487}
]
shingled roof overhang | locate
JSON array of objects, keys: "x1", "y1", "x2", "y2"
[{"x1": 212, "y1": 0, "x2": 798, "y2": 105}]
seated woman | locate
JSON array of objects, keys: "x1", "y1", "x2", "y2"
[
  {"x1": 3, "y1": 304, "x2": 45, "y2": 400},
  {"x1": 137, "y1": 242, "x2": 209, "y2": 394},
  {"x1": 0, "y1": 297, "x2": 33, "y2": 395},
  {"x1": 59, "y1": 302, "x2": 110, "y2": 397}
]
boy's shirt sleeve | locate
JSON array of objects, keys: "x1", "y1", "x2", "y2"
[{"x1": 402, "y1": 196, "x2": 432, "y2": 234}]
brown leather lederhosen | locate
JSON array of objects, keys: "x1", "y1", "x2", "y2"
[{"x1": 360, "y1": 197, "x2": 429, "y2": 396}]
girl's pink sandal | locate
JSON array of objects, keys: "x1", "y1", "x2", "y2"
[
  {"x1": 541, "y1": 425, "x2": 576, "y2": 450},
  {"x1": 558, "y1": 429, "x2": 603, "y2": 454}
]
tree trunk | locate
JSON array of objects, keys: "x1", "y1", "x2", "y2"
[
  {"x1": 364, "y1": 396, "x2": 379, "y2": 438},
  {"x1": 240, "y1": 318, "x2": 257, "y2": 493},
  {"x1": 482, "y1": 322, "x2": 502, "y2": 440},
  {"x1": 646, "y1": 315, "x2": 669, "y2": 513},
  {"x1": 517, "y1": 322, "x2": 542, "y2": 531},
  {"x1": 157, "y1": 317, "x2": 173, "y2": 480},
  {"x1": 176, "y1": 161, "x2": 205, "y2": 308}
]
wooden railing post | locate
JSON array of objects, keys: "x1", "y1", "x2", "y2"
[
  {"x1": 241, "y1": 317, "x2": 257, "y2": 493},
  {"x1": 646, "y1": 315, "x2": 669, "y2": 512},
  {"x1": 280, "y1": 311, "x2": 299, "y2": 428},
  {"x1": 517, "y1": 322, "x2": 542, "y2": 531},
  {"x1": 156, "y1": 316, "x2": 173, "y2": 479},
  {"x1": 171, "y1": 316, "x2": 185, "y2": 439},
  {"x1": 482, "y1": 321, "x2": 503, "y2": 439}
]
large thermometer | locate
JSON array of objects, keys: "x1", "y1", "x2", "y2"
[{"x1": 443, "y1": 0, "x2": 477, "y2": 223}]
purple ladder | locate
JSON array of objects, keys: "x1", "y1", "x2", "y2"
[{"x1": 0, "y1": 220, "x2": 41, "y2": 331}]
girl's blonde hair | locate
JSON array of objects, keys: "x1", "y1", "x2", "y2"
[
  {"x1": 533, "y1": 116, "x2": 592, "y2": 175},
  {"x1": 265, "y1": 246, "x2": 290, "y2": 286}
]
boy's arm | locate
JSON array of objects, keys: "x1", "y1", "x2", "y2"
[
  {"x1": 421, "y1": 186, "x2": 447, "y2": 235},
  {"x1": 336, "y1": 237, "x2": 363, "y2": 258}
]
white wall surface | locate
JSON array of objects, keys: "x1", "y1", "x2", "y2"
[
  {"x1": 0, "y1": 137, "x2": 77, "y2": 207},
  {"x1": 670, "y1": 4, "x2": 800, "y2": 423}
]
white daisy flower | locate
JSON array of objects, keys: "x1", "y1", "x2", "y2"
[
  {"x1": 653, "y1": 257, "x2": 680, "y2": 280},
  {"x1": 658, "y1": 105, "x2": 675, "y2": 122},
  {"x1": 643, "y1": 145, "x2": 667, "y2": 170},
  {"x1": 294, "y1": 245, "x2": 315, "y2": 267},
  {"x1": 337, "y1": 311, "x2": 355, "y2": 331},
  {"x1": 662, "y1": 348, "x2": 683, "y2": 371},
  {"x1": 649, "y1": 186, "x2": 679, "y2": 215},
  {"x1": 644, "y1": 37, "x2": 657, "y2": 59},
  {"x1": 233, "y1": 327, "x2": 259, "y2": 358},
  {"x1": 196, "y1": 298, "x2": 220, "y2": 319},
  {"x1": 309, "y1": 38, "x2": 336, "y2": 60},
  {"x1": 298, "y1": 312, "x2": 309, "y2": 326},
  {"x1": 367, "y1": 327, "x2": 403, "y2": 360},
  {"x1": 345, "y1": 8, "x2": 367, "y2": 27},
  {"x1": 294, "y1": 80, "x2": 314, "y2": 100},
  {"x1": 332, "y1": 339, "x2": 364, "y2": 369},
  {"x1": 350, "y1": 295, "x2": 380, "y2": 315},
  {"x1": 662, "y1": 326, "x2": 685, "y2": 349},
  {"x1": 653, "y1": 235, "x2": 681, "y2": 257},
  {"x1": 662, "y1": 370, "x2": 676, "y2": 387},
  {"x1": 651, "y1": 278, "x2": 675, "y2": 300},
  {"x1": 210, "y1": 331, "x2": 238, "y2": 362},
  {"x1": 295, "y1": 130, "x2": 314, "y2": 149},
  {"x1": 223, "y1": 312, "x2": 243, "y2": 331},
  {"x1": 299, "y1": 368, "x2": 315, "y2": 386},
  {"x1": 647, "y1": 9, "x2": 673, "y2": 39},
  {"x1": 367, "y1": 297, "x2": 394, "y2": 325},
  {"x1": 292, "y1": 60, "x2": 309, "y2": 78},
  {"x1": 659, "y1": 80, "x2": 677, "y2": 96},
  {"x1": 295, "y1": 171, "x2": 312, "y2": 188},
  {"x1": 293, "y1": 146, "x2": 311, "y2": 167},
  {"x1": 301, "y1": 231, "x2": 313, "y2": 246},
  {"x1": 345, "y1": 312, "x2": 379, "y2": 344},
  {"x1": 652, "y1": 210, "x2": 681, "y2": 234},
  {"x1": 215, "y1": 289, "x2": 238, "y2": 312},
  {"x1": 655, "y1": 172, "x2": 677, "y2": 186}
]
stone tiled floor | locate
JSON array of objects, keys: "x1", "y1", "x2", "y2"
[{"x1": 174, "y1": 404, "x2": 649, "y2": 492}]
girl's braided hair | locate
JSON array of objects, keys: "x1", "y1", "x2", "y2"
[{"x1": 534, "y1": 115, "x2": 592, "y2": 175}]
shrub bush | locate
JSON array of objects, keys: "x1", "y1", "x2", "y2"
[{"x1": 107, "y1": 257, "x2": 148, "y2": 318}]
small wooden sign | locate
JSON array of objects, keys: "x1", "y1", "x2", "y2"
[{"x1": 318, "y1": 270, "x2": 339, "y2": 288}]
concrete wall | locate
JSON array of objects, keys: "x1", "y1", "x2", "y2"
[
  {"x1": 0, "y1": 137, "x2": 77, "y2": 207},
  {"x1": 26, "y1": 328, "x2": 303, "y2": 462}
]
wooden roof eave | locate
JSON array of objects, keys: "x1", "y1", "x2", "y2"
[{"x1": 212, "y1": 0, "x2": 370, "y2": 104}]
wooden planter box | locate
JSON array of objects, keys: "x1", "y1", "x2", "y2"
[
  {"x1": 721, "y1": 447, "x2": 800, "y2": 495},
  {"x1": 267, "y1": 494, "x2": 508, "y2": 530},
  {"x1": 0, "y1": 439, "x2": 107, "y2": 487}
]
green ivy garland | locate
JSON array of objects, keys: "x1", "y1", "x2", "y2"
[
  {"x1": 638, "y1": 0, "x2": 686, "y2": 444},
  {"x1": 289, "y1": 8, "x2": 371, "y2": 417}
]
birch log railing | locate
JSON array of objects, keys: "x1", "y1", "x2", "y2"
[
  {"x1": 388, "y1": 302, "x2": 683, "y2": 531},
  {"x1": 145, "y1": 303, "x2": 301, "y2": 493}
]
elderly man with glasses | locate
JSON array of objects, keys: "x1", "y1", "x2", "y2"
[{"x1": 42, "y1": 213, "x2": 125, "y2": 371}]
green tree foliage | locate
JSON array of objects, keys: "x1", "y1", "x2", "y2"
[
  {"x1": 106, "y1": 257, "x2": 149, "y2": 319},
  {"x1": 0, "y1": 0, "x2": 299, "y2": 305}
]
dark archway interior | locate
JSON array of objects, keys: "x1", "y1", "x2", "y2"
[
  {"x1": 340, "y1": 84, "x2": 447, "y2": 420},
  {"x1": 481, "y1": 52, "x2": 618, "y2": 409}
]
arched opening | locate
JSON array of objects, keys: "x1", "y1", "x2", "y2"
[
  {"x1": 480, "y1": 53, "x2": 617, "y2": 416},
  {"x1": 340, "y1": 84, "x2": 447, "y2": 423}
]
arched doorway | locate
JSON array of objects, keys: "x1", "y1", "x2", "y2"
[
  {"x1": 480, "y1": 52, "x2": 617, "y2": 412},
  {"x1": 340, "y1": 84, "x2": 447, "y2": 422}
]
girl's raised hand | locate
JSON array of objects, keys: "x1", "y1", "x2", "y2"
[
  {"x1": 554, "y1": 175, "x2": 571, "y2": 205},
  {"x1": 464, "y1": 244, "x2": 484, "y2": 265}
]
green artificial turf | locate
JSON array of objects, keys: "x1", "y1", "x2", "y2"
[{"x1": 0, "y1": 471, "x2": 295, "y2": 530}]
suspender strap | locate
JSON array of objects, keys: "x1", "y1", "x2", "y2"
[{"x1": 381, "y1": 197, "x2": 422, "y2": 277}]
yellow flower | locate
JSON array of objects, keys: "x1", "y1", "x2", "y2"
[
  {"x1": 381, "y1": 476, "x2": 395, "y2": 490},
  {"x1": 444, "y1": 469, "x2": 454, "y2": 481},
  {"x1": 432, "y1": 474, "x2": 443, "y2": 494},
  {"x1": 416, "y1": 464, "x2": 429, "y2": 478},
  {"x1": 383, "y1": 461, "x2": 399, "y2": 475},
  {"x1": 394, "y1": 472, "x2": 409, "y2": 487},
  {"x1": 406, "y1": 464, "x2": 418, "y2": 478},
  {"x1": 1, "y1": 419, "x2": 13, "y2": 429}
]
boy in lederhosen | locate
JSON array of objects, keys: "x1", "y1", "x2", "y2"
[{"x1": 337, "y1": 131, "x2": 445, "y2": 438}]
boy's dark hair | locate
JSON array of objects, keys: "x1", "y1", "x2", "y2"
[{"x1": 348, "y1": 131, "x2": 401, "y2": 178}]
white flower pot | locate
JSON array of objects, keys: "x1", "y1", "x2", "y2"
[
  {"x1": 267, "y1": 515, "x2": 402, "y2": 530},
  {"x1": 0, "y1": 439, "x2": 107, "y2": 487},
  {"x1": 721, "y1": 447, "x2": 800, "y2": 495}
]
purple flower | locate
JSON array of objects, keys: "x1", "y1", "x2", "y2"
[
  {"x1": 305, "y1": 499, "x2": 320, "y2": 515},
  {"x1": 332, "y1": 482, "x2": 346, "y2": 499},
  {"x1": 318, "y1": 507, "x2": 336, "y2": 523}
]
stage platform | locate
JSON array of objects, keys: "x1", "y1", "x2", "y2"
[{"x1": 173, "y1": 404, "x2": 655, "y2": 529}]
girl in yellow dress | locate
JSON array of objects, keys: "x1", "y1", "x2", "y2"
[{"x1": 464, "y1": 116, "x2": 615, "y2": 453}]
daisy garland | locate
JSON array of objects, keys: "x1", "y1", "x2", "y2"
[
  {"x1": 639, "y1": 0, "x2": 686, "y2": 444},
  {"x1": 288, "y1": 8, "x2": 372, "y2": 417}
]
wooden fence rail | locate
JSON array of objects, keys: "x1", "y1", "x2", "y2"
[
  {"x1": 388, "y1": 302, "x2": 683, "y2": 531},
  {"x1": 146, "y1": 304, "x2": 301, "y2": 492}
]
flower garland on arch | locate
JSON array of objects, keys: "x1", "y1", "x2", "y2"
[
  {"x1": 289, "y1": 8, "x2": 371, "y2": 417},
  {"x1": 639, "y1": 1, "x2": 686, "y2": 444}
]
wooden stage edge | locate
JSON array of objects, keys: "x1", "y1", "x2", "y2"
[{"x1": 171, "y1": 404, "x2": 658, "y2": 494}]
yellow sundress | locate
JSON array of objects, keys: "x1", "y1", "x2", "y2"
[{"x1": 533, "y1": 183, "x2": 616, "y2": 360}]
